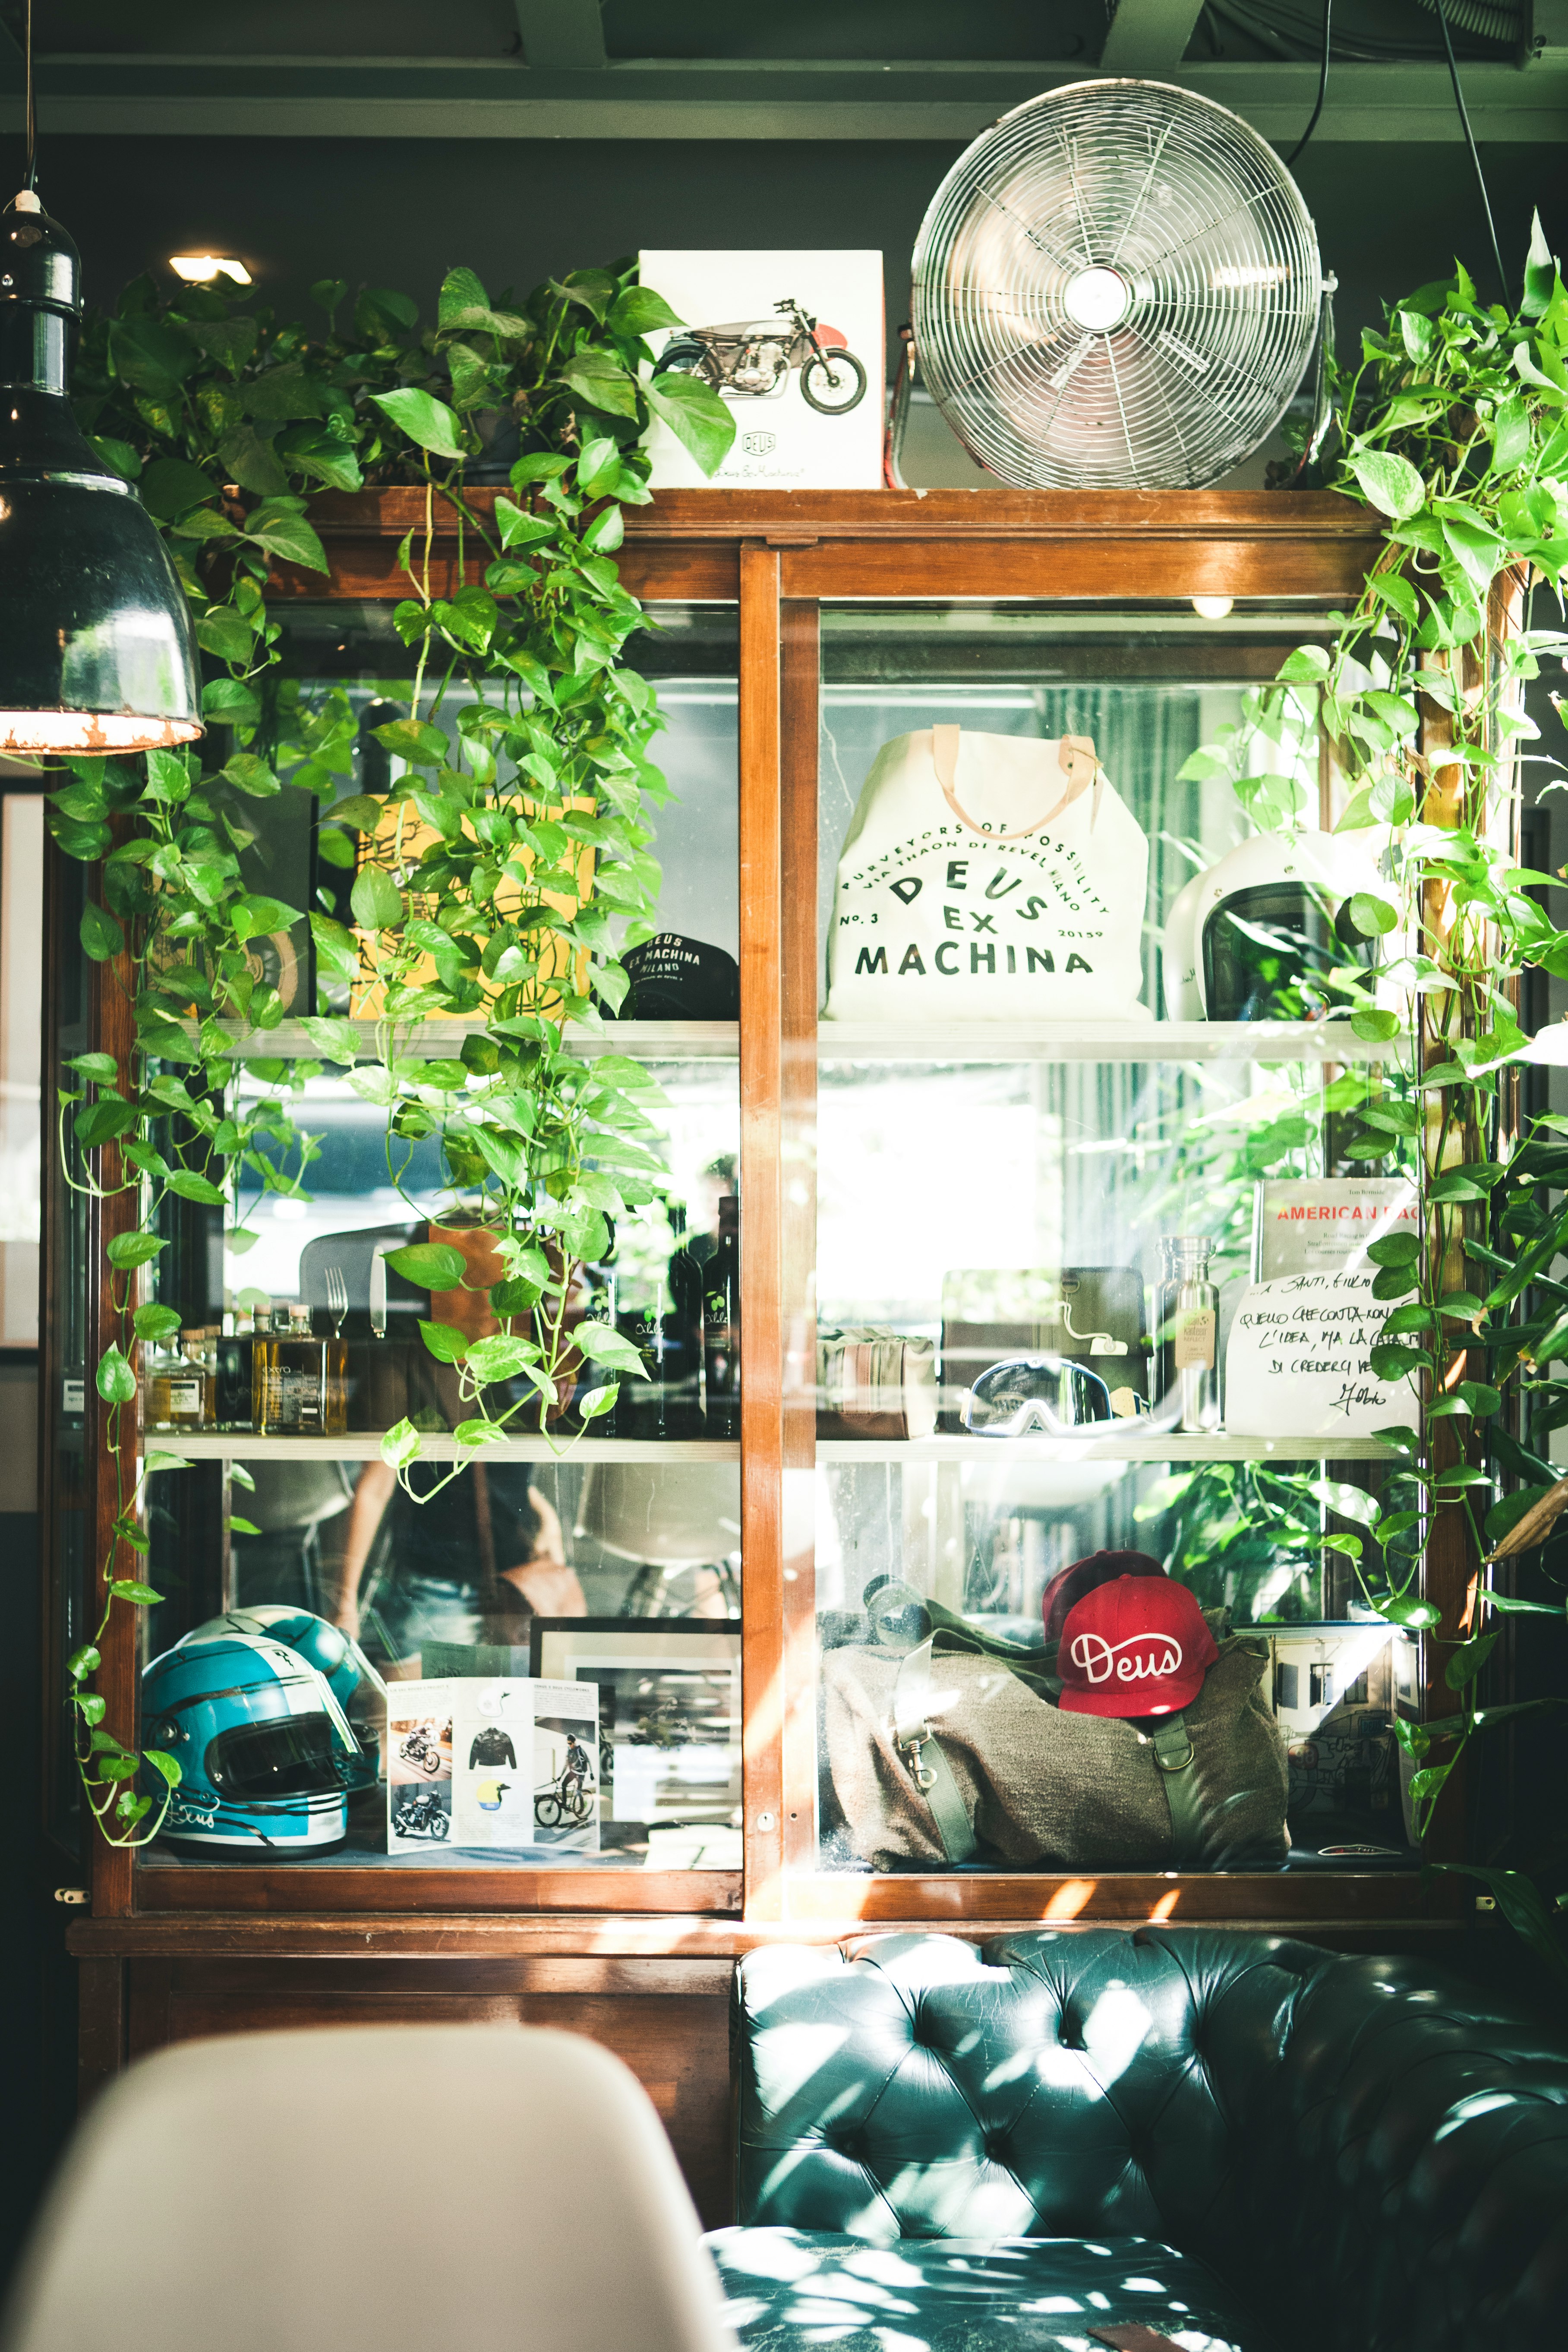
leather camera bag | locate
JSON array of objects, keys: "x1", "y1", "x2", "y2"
[{"x1": 822, "y1": 1592, "x2": 1288, "y2": 1872}]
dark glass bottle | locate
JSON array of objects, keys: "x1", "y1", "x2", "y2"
[
  {"x1": 616, "y1": 1288, "x2": 667, "y2": 1442},
  {"x1": 663, "y1": 1207, "x2": 705, "y2": 1439},
  {"x1": 702, "y1": 1195, "x2": 741, "y2": 1439}
]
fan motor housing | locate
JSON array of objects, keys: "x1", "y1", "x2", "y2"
[{"x1": 912, "y1": 78, "x2": 1324, "y2": 491}]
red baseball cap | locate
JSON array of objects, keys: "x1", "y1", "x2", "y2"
[
  {"x1": 1058, "y1": 1575, "x2": 1218, "y2": 1718},
  {"x1": 1042, "y1": 1548, "x2": 1165, "y2": 1645}
]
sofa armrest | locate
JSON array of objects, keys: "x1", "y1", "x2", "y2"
[{"x1": 1238, "y1": 1955, "x2": 1568, "y2": 2352}]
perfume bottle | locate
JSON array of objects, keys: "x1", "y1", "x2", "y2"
[
  {"x1": 1155, "y1": 1237, "x2": 1221, "y2": 1433},
  {"x1": 702, "y1": 1194, "x2": 741, "y2": 1440},
  {"x1": 145, "y1": 1336, "x2": 207, "y2": 1432},
  {"x1": 254, "y1": 1304, "x2": 346, "y2": 1436}
]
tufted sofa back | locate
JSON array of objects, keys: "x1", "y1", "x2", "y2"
[{"x1": 732, "y1": 1927, "x2": 1568, "y2": 2352}]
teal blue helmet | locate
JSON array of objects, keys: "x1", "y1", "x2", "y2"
[{"x1": 142, "y1": 1612, "x2": 374, "y2": 1849}]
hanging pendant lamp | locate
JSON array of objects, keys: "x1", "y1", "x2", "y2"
[
  {"x1": 0, "y1": 193, "x2": 202, "y2": 754},
  {"x1": 0, "y1": 11, "x2": 200, "y2": 754}
]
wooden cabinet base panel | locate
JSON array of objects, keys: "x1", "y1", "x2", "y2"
[{"x1": 118, "y1": 1956, "x2": 734, "y2": 2229}]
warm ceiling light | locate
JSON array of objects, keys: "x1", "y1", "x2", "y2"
[
  {"x1": 1191, "y1": 596, "x2": 1234, "y2": 619},
  {"x1": 0, "y1": 190, "x2": 201, "y2": 755},
  {"x1": 169, "y1": 253, "x2": 252, "y2": 286}
]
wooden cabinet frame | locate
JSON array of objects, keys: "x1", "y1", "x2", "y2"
[{"x1": 66, "y1": 489, "x2": 1471, "y2": 2008}]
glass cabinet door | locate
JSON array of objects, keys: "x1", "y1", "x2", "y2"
[
  {"x1": 133, "y1": 598, "x2": 746, "y2": 1881},
  {"x1": 803, "y1": 601, "x2": 1415, "y2": 1883}
]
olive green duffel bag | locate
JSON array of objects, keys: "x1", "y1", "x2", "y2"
[{"x1": 822, "y1": 1588, "x2": 1288, "y2": 1872}]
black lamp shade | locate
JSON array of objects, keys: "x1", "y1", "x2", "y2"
[{"x1": 0, "y1": 196, "x2": 200, "y2": 755}]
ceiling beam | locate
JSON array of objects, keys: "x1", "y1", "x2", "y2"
[
  {"x1": 512, "y1": 3, "x2": 606, "y2": 71},
  {"x1": 0, "y1": 57, "x2": 1563, "y2": 144},
  {"x1": 1099, "y1": 0, "x2": 1210, "y2": 75}
]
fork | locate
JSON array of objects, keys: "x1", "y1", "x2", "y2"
[{"x1": 325, "y1": 1265, "x2": 349, "y2": 1337}]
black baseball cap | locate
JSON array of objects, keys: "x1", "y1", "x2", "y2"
[{"x1": 614, "y1": 934, "x2": 739, "y2": 1021}]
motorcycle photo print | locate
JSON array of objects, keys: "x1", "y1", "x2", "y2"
[{"x1": 640, "y1": 250, "x2": 884, "y2": 489}]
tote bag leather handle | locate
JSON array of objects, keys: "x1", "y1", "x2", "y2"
[{"x1": 931, "y1": 724, "x2": 1102, "y2": 840}]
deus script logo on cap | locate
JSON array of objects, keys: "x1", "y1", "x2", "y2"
[{"x1": 1057, "y1": 1575, "x2": 1218, "y2": 1718}]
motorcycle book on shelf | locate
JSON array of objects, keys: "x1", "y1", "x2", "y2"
[
  {"x1": 1225, "y1": 1177, "x2": 1420, "y2": 1440},
  {"x1": 387, "y1": 1676, "x2": 599, "y2": 1856},
  {"x1": 639, "y1": 250, "x2": 884, "y2": 490}
]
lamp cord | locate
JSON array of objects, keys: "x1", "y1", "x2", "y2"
[
  {"x1": 1427, "y1": 0, "x2": 1509, "y2": 306},
  {"x1": 24, "y1": 0, "x2": 37, "y2": 190},
  {"x1": 1285, "y1": 0, "x2": 1331, "y2": 168}
]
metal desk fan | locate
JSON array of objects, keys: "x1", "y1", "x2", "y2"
[{"x1": 911, "y1": 78, "x2": 1324, "y2": 489}]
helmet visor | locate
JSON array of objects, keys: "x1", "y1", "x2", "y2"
[
  {"x1": 1204, "y1": 882, "x2": 1373, "y2": 1022},
  {"x1": 206, "y1": 1714, "x2": 345, "y2": 1801}
]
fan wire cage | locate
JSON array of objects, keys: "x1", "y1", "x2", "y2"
[{"x1": 912, "y1": 78, "x2": 1323, "y2": 491}]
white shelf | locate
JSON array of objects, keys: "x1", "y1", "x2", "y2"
[
  {"x1": 159, "y1": 1434, "x2": 739, "y2": 1464},
  {"x1": 189, "y1": 1017, "x2": 1396, "y2": 1068},
  {"x1": 817, "y1": 1020, "x2": 1400, "y2": 1065},
  {"x1": 816, "y1": 1432, "x2": 1395, "y2": 1464},
  {"x1": 199, "y1": 1019, "x2": 739, "y2": 1063}
]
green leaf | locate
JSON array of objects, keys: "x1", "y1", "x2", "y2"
[
  {"x1": 196, "y1": 605, "x2": 256, "y2": 664},
  {"x1": 230, "y1": 894, "x2": 303, "y2": 942},
  {"x1": 133, "y1": 1303, "x2": 182, "y2": 1345},
  {"x1": 66, "y1": 1644, "x2": 101, "y2": 1681},
  {"x1": 465, "y1": 1335, "x2": 539, "y2": 1384},
  {"x1": 164, "y1": 1169, "x2": 227, "y2": 1205},
  {"x1": 107, "y1": 1578, "x2": 165, "y2": 1605},
  {"x1": 417, "y1": 1318, "x2": 469, "y2": 1365},
  {"x1": 573, "y1": 1320, "x2": 649, "y2": 1375},
  {"x1": 1370, "y1": 1341, "x2": 1427, "y2": 1381},
  {"x1": 106, "y1": 1231, "x2": 167, "y2": 1269},
  {"x1": 297, "y1": 1015, "x2": 362, "y2": 1064},
  {"x1": 221, "y1": 754, "x2": 281, "y2": 800},
  {"x1": 202, "y1": 677, "x2": 262, "y2": 726},
  {"x1": 80, "y1": 902, "x2": 125, "y2": 963},
  {"x1": 372, "y1": 387, "x2": 468, "y2": 460},
  {"x1": 380, "y1": 1418, "x2": 422, "y2": 1470},
  {"x1": 645, "y1": 369, "x2": 736, "y2": 475},
  {"x1": 1379, "y1": 1594, "x2": 1442, "y2": 1629},
  {"x1": 310, "y1": 912, "x2": 360, "y2": 984},
  {"x1": 558, "y1": 347, "x2": 640, "y2": 420},
  {"x1": 1351, "y1": 1008, "x2": 1401, "y2": 1044},
  {"x1": 142, "y1": 1749, "x2": 183, "y2": 1788},
  {"x1": 65, "y1": 1051, "x2": 119, "y2": 1083},
  {"x1": 315, "y1": 826, "x2": 357, "y2": 869},
  {"x1": 1351, "y1": 447, "x2": 1426, "y2": 522},
  {"x1": 243, "y1": 507, "x2": 328, "y2": 571},
  {"x1": 96, "y1": 1344, "x2": 137, "y2": 1405},
  {"x1": 350, "y1": 865, "x2": 404, "y2": 931},
  {"x1": 327, "y1": 795, "x2": 384, "y2": 832},
  {"x1": 1454, "y1": 1380, "x2": 1503, "y2": 1417},
  {"x1": 139, "y1": 457, "x2": 221, "y2": 520},
  {"x1": 228, "y1": 1516, "x2": 262, "y2": 1537},
  {"x1": 1348, "y1": 892, "x2": 1398, "y2": 938},
  {"x1": 140, "y1": 1451, "x2": 191, "y2": 1476},
  {"x1": 218, "y1": 423, "x2": 290, "y2": 499},
  {"x1": 608, "y1": 286, "x2": 685, "y2": 339},
  {"x1": 373, "y1": 718, "x2": 449, "y2": 767},
  {"x1": 385, "y1": 1242, "x2": 470, "y2": 1291},
  {"x1": 495, "y1": 499, "x2": 558, "y2": 551}
]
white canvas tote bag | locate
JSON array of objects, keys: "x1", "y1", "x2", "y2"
[{"x1": 823, "y1": 726, "x2": 1151, "y2": 1020}]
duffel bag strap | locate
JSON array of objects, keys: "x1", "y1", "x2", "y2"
[
  {"x1": 1149, "y1": 1715, "x2": 1204, "y2": 1867},
  {"x1": 892, "y1": 1637, "x2": 977, "y2": 1864}
]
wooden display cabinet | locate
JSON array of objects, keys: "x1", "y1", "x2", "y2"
[{"x1": 48, "y1": 488, "x2": 1474, "y2": 2212}]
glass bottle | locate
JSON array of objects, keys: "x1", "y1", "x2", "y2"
[
  {"x1": 182, "y1": 1328, "x2": 217, "y2": 1428},
  {"x1": 1155, "y1": 1237, "x2": 1221, "y2": 1433},
  {"x1": 702, "y1": 1193, "x2": 741, "y2": 1440},
  {"x1": 574, "y1": 1258, "x2": 619, "y2": 1433},
  {"x1": 145, "y1": 1337, "x2": 206, "y2": 1432},
  {"x1": 254, "y1": 1304, "x2": 340, "y2": 1436},
  {"x1": 216, "y1": 1310, "x2": 253, "y2": 1433},
  {"x1": 663, "y1": 1206, "x2": 705, "y2": 1439},
  {"x1": 616, "y1": 1282, "x2": 667, "y2": 1442}
]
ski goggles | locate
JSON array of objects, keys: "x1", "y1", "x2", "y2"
[{"x1": 962, "y1": 1353, "x2": 1117, "y2": 1437}]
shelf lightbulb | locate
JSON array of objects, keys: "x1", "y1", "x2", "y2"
[
  {"x1": 1191, "y1": 596, "x2": 1234, "y2": 620},
  {"x1": 169, "y1": 254, "x2": 252, "y2": 286},
  {"x1": 0, "y1": 187, "x2": 201, "y2": 754}
]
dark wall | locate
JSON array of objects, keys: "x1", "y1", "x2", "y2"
[{"x1": 41, "y1": 134, "x2": 1567, "y2": 351}]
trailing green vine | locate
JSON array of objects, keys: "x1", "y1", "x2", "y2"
[
  {"x1": 50, "y1": 257, "x2": 733, "y2": 1843},
  {"x1": 1188, "y1": 212, "x2": 1568, "y2": 1963}
]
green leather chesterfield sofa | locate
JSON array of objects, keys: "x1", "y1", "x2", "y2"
[{"x1": 703, "y1": 1928, "x2": 1568, "y2": 2352}]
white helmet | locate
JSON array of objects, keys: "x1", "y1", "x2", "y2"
[{"x1": 1162, "y1": 830, "x2": 1391, "y2": 1023}]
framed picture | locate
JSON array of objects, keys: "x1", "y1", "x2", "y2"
[{"x1": 528, "y1": 1617, "x2": 742, "y2": 1866}]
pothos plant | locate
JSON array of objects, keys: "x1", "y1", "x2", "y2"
[
  {"x1": 48, "y1": 256, "x2": 734, "y2": 1846},
  {"x1": 1186, "y1": 212, "x2": 1568, "y2": 1973}
]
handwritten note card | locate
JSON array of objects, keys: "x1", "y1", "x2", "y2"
[{"x1": 1226, "y1": 1267, "x2": 1419, "y2": 1439}]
